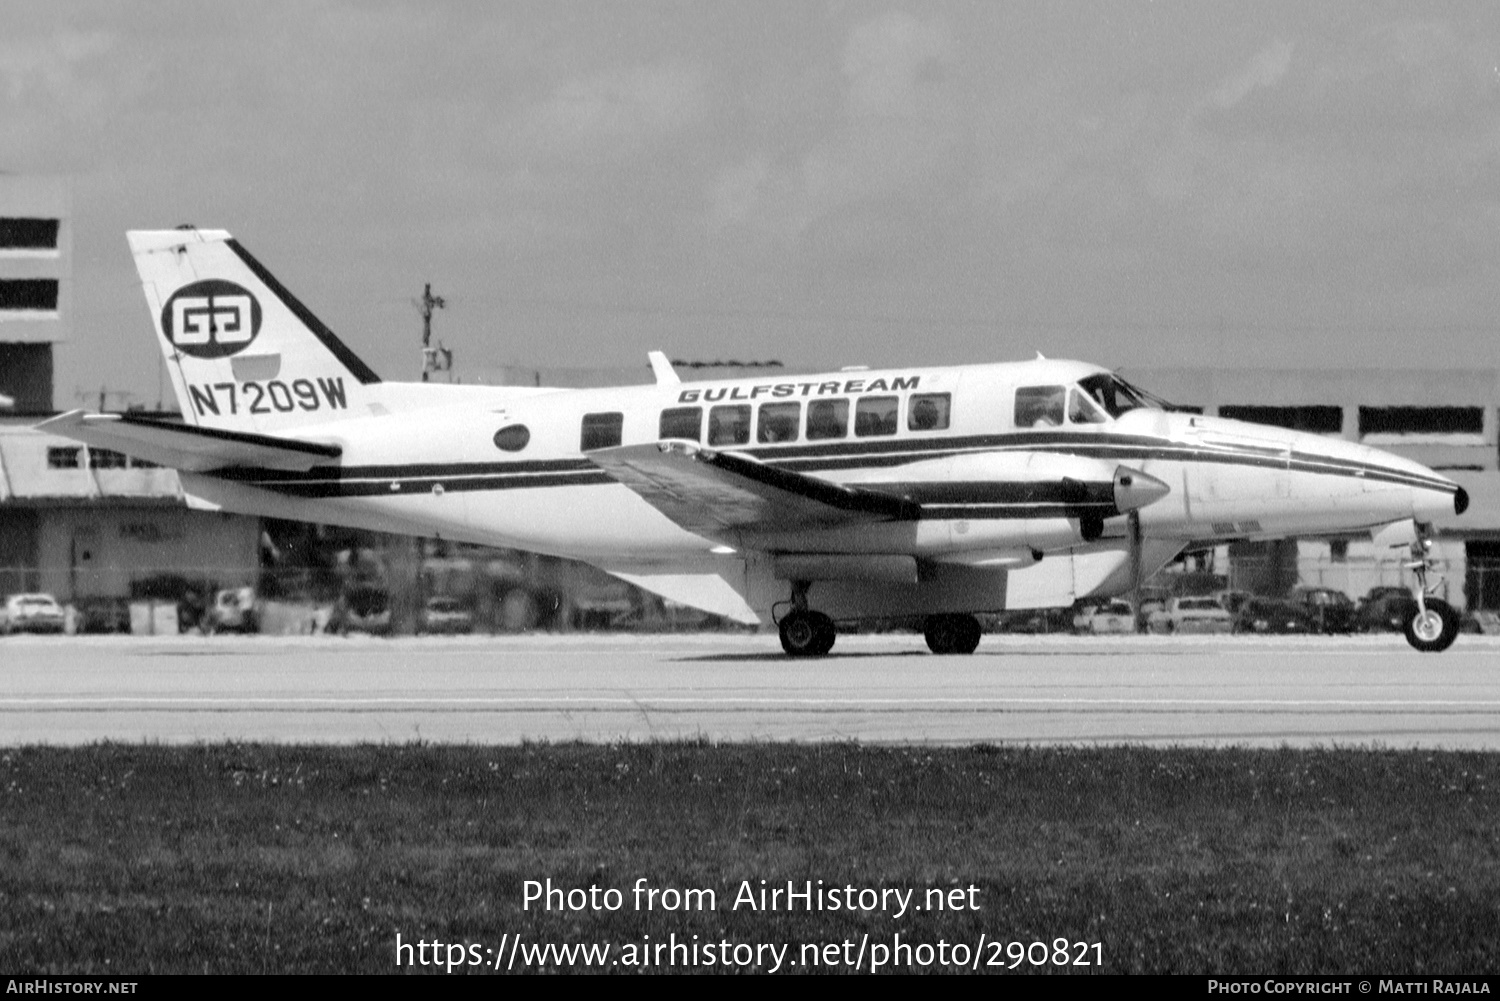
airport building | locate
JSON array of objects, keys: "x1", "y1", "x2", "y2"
[{"x1": 0, "y1": 177, "x2": 261, "y2": 617}]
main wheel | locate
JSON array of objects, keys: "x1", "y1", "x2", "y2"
[
  {"x1": 1404, "y1": 597, "x2": 1460, "y2": 653},
  {"x1": 780, "y1": 610, "x2": 836, "y2": 657},
  {"x1": 924, "y1": 614, "x2": 982, "y2": 655}
]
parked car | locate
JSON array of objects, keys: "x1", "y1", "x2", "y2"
[
  {"x1": 1355, "y1": 586, "x2": 1419, "y2": 633},
  {"x1": 1290, "y1": 587, "x2": 1356, "y2": 634},
  {"x1": 1073, "y1": 600, "x2": 1136, "y2": 635},
  {"x1": 0, "y1": 593, "x2": 66, "y2": 634},
  {"x1": 1232, "y1": 598, "x2": 1313, "y2": 635},
  {"x1": 328, "y1": 584, "x2": 392, "y2": 635},
  {"x1": 1212, "y1": 589, "x2": 1252, "y2": 616},
  {"x1": 1157, "y1": 596, "x2": 1234, "y2": 634},
  {"x1": 418, "y1": 596, "x2": 473, "y2": 635},
  {"x1": 204, "y1": 587, "x2": 259, "y2": 634}
]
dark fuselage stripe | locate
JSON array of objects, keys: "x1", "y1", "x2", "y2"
[{"x1": 214, "y1": 432, "x2": 1455, "y2": 501}]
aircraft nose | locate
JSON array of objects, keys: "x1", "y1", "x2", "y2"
[{"x1": 1113, "y1": 465, "x2": 1170, "y2": 514}]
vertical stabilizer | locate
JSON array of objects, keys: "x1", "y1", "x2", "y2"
[{"x1": 128, "y1": 228, "x2": 380, "y2": 432}]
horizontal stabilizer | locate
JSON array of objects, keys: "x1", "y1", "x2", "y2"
[
  {"x1": 586, "y1": 441, "x2": 917, "y2": 539},
  {"x1": 37, "y1": 410, "x2": 341, "y2": 472}
]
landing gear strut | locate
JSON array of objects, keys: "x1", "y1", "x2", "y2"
[
  {"x1": 924, "y1": 614, "x2": 982, "y2": 655},
  {"x1": 776, "y1": 581, "x2": 836, "y2": 657},
  {"x1": 1403, "y1": 530, "x2": 1459, "y2": 653}
]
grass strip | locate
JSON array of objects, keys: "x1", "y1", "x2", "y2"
[{"x1": 1, "y1": 743, "x2": 1497, "y2": 973}]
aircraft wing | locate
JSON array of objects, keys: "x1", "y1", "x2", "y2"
[
  {"x1": 37, "y1": 410, "x2": 342, "y2": 473},
  {"x1": 586, "y1": 442, "x2": 918, "y2": 537}
]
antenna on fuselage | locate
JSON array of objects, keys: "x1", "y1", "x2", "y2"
[
  {"x1": 1034, "y1": 350, "x2": 1047, "y2": 361},
  {"x1": 648, "y1": 351, "x2": 681, "y2": 386}
]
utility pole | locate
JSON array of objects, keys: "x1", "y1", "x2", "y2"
[{"x1": 418, "y1": 283, "x2": 446, "y2": 382}]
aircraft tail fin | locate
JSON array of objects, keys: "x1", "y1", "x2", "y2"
[{"x1": 128, "y1": 228, "x2": 380, "y2": 432}]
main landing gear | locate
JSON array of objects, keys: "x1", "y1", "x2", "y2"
[
  {"x1": 923, "y1": 614, "x2": 982, "y2": 655},
  {"x1": 776, "y1": 582, "x2": 836, "y2": 657},
  {"x1": 1404, "y1": 530, "x2": 1460, "y2": 653}
]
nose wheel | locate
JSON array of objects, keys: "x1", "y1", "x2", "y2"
[
  {"x1": 1403, "y1": 530, "x2": 1460, "y2": 653},
  {"x1": 924, "y1": 614, "x2": 982, "y2": 655}
]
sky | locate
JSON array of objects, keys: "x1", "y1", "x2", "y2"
[{"x1": 7, "y1": 1, "x2": 1500, "y2": 405}]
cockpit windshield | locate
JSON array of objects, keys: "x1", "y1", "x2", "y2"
[{"x1": 1076, "y1": 373, "x2": 1163, "y2": 419}]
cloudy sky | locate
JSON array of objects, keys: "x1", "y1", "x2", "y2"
[{"x1": 7, "y1": 1, "x2": 1500, "y2": 404}]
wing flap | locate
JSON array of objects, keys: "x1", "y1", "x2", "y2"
[
  {"x1": 586, "y1": 442, "x2": 917, "y2": 537},
  {"x1": 37, "y1": 410, "x2": 341, "y2": 472}
]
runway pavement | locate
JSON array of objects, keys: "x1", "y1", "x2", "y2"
[{"x1": 2, "y1": 631, "x2": 1499, "y2": 747}]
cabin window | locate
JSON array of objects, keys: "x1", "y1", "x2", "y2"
[
  {"x1": 708, "y1": 404, "x2": 751, "y2": 446},
  {"x1": 659, "y1": 406, "x2": 702, "y2": 441},
  {"x1": 907, "y1": 393, "x2": 950, "y2": 431},
  {"x1": 854, "y1": 396, "x2": 898, "y2": 437},
  {"x1": 492, "y1": 425, "x2": 530, "y2": 452},
  {"x1": 1067, "y1": 388, "x2": 1107, "y2": 425},
  {"x1": 806, "y1": 399, "x2": 849, "y2": 440},
  {"x1": 580, "y1": 412, "x2": 623, "y2": 451},
  {"x1": 757, "y1": 402, "x2": 800, "y2": 443},
  {"x1": 1015, "y1": 386, "x2": 1065, "y2": 428}
]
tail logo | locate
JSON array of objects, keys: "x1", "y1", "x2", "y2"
[{"x1": 162, "y1": 280, "x2": 263, "y2": 359}]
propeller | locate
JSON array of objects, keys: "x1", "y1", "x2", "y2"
[{"x1": 1128, "y1": 508, "x2": 1145, "y2": 633}]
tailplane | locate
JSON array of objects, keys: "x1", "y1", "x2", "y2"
[{"x1": 129, "y1": 228, "x2": 381, "y2": 432}]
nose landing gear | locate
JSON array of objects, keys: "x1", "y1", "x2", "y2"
[{"x1": 1403, "y1": 531, "x2": 1460, "y2": 653}]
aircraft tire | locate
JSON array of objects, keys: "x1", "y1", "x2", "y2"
[
  {"x1": 1403, "y1": 598, "x2": 1460, "y2": 653},
  {"x1": 780, "y1": 610, "x2": 835, "y2": 657},
  {"x1": 924, "y1": 614, "x2": 982, "y2": 655}
]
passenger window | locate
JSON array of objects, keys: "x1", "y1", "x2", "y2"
[
  {"x1": 1067, "y1": 388, "x2": 1106, "y2": 425},
  {"x1": 708, "y1": 404, "x2": 751, "y2": 446},
  {"x1": 1015, "y1": 386, "x2": 1065, "y2": 428},
  {"x1": 806, "y1": 399, "x2": 849, "y2": 440},
  {"x1": 659, "y1": 406, "x2": 702, "y2": 441},
  {"x1": 907, "y1": 393, "x2": 950, "y2": 431},
  {"x1": 580, "y1": 412, "x2": 624, "y2": 451},
  {"x1": 757, "y1": 402, "x2": 800, "y2": 443},
  {"x1": 854, "y1": 396, "x2": 898, "y2": 437}
]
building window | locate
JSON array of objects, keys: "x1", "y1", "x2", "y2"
[
  {"x1": 1329, "y1": 539, "x2": 1348, "y2": 563},
  {"x1": 47, "y1": 446, "x2": 81, "y2": 469},
  {"x1": 580, "y1": 412, "x2": 623, "y2": 451},
  {"x1": 1358, "y1": 406, "x2": 1483, "y2": 436},
  {"x1": 0, "y1": 218, "x2": 60, "y2": 250},
  {"x1": 0, "y1": 279, "x2": 59, "y2": 312},
  {"x1": 90, "y1": 449, "x2": 128, "y2": 469},
  {"x1": 1218, "y1": 405, "x2": 1343, "y2": 434}
]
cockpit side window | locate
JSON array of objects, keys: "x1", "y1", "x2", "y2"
[
  {"x1": 1067, "y1": 387, "x2": 1108, "y2": 425},
  {"x1": 1015, "y1": 386, "x2": 1065, "y2": 428},
  {"x1": 1078, "y1": 373, "x2": 1153, "y2": 418}
]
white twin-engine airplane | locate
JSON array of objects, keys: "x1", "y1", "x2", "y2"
[{"x1": 44, "y1": 228, "x2": 1470, "y2": 655}]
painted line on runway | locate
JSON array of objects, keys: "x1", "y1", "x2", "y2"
[{"x1": 5, "y1": 696, "x2": 1500, "y2": 709}]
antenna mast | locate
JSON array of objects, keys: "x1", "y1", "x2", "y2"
[{"x1": 418, "y1": 283, "x2": 447, "y2": 382}]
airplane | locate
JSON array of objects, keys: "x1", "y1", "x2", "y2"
[{"x1": 42, "y1": 227, "x2": 1470, "y2": 656}]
